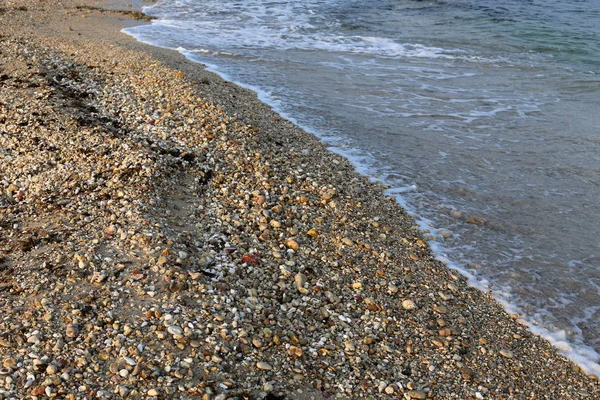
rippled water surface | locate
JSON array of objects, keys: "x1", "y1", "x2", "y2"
[{"x1": 124, "y1": 0, "x2": 600, "y2": 372}]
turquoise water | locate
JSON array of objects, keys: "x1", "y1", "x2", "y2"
[{"x1": 124, "y1": 0, "x2": 600, "y2": 373}]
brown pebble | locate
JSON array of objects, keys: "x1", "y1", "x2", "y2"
[
  {"x1": 295, "y1": 273, "x2": 309, "y2": 294},
  {"x1": 256, "y1": 361, "x2": 272, "y2": 370},
  {"x1": 157, "y1": 255, "x2": 168, "y2": 265},
  {"x1": 287, "y1": 345, "x2": 303, "y2": 358},
  {"x1": 341, "y1": 237, "x2": 353, "y2": 246},
  {"x1": 432, "y1": 304, "x2": 448, "y2": 314},
  {"x1": 500, "y1": 349, "x2": 514, "y2": 358},
  {"x1": 307, "y1": 228, "x2": 319, "y2": 237},
  {"x1": 65, "y1": 324, "x2": 80, "y2": 338},
  {"x1": 402, "y1": 299, "x2": 417, "y2": 310},
  {"x1": 439, "y1": 328, "x2": 452, "y2": 337},
  {"x1": 460, "y1": 366, "x2": 474, "y2": 381},
  {"x1": 31, "y1": 386, "x2": 46, "y2": 396},
  {"x1": 285, "y1": 238, "x2": 299, "y2": 250},
  {"x1": 407, "y1": 390, "x2": 427, "y2": 399}
]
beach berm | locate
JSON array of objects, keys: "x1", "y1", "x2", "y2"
[{"x1": 0, "y1": 0, "x2": 599, "y2": 398}]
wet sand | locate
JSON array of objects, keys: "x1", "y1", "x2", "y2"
[{"x1": 0, "y1": 0, "x2": 599, "y2": 398}]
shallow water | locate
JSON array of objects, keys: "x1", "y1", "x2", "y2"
[{"x1": 124, "y1": 0, "x2": 600, "y2": 373}]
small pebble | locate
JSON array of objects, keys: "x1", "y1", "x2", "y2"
[
  {"x1": 256, "y1": 362, "x2": 273, "y2": 370},
  {"x1": 402, "y1": 299, "x2": 417, "y2": 310},
  {"x1": 407, "y1": 390, "x2": 427, "y2": 399}
]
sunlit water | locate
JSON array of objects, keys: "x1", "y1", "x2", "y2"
[{"x1": 124, "y1": 0, "x2": 600, "y2": 373}]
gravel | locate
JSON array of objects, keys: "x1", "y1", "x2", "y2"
[{"x1": 0, "y1": 0, "x2": 599, "y2": 399}]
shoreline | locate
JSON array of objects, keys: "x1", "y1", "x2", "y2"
[
  {"x1": 120, "y1": 14, "x2": 600, "y2": 379},
  {"x1": 118, "y1": 0, "x2": 600, "y2": 378},
  {"x1": 1, "y1": 0, "x2": 599, "y2": 399}
]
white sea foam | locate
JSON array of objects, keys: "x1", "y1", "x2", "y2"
[
  {"x1": 128, "y1": 0, "x2": 483, "y2": 62},
  {"x1": 137, "y1": 26, "x2": 464, "y2": 60},
  {"x1": 177, "y1": 47, "x2": 239, "y2": 57}
]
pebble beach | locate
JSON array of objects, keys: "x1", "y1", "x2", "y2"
[{"x1": 1, "y1": 1, "x2": 600, "y2": 399}]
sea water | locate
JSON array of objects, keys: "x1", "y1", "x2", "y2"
[{"x1": 123, "y1": 0, "x2": 600, "y2": 374}]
